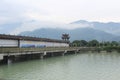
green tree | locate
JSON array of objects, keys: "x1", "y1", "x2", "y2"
[
  {"x1": 103, "y1": 41, "x2": 111, "y2": 47},
  {"x1": 79, "y1": 40, "x2": 88, "y2": 47},
  {"x1": 88, "y1": 40, "x2": 99, "y2": 47},
  {"x1": 111, "y1": 41, "x2": 119, "y2": 47},
  {"x1": 72, "y1": 40, "x2": 81, "y2": 47}
]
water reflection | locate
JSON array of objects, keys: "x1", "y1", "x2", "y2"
[{"x1": 0, "y1": 52, "x2": 120, "y2": 80}]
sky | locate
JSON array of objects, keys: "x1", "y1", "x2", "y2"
[{"x1": 0, "y1": 0, "x2": 120, "y2": 34}]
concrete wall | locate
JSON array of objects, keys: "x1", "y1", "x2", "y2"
[
  {"x1": 0, "y1": 54, "x2": 4, "y2": 60},
  {"x1": 0, "y1": 39, "x2": 18, "y2": 47},
  {"x1": 20, "y1": 40, "x2": 69, "y2": 47},
  {"x1": 20, "y1": 40, "x2": 46, "y2": 47},
  {"x1": 0, "y1": 39, "x2": 69, "y2": 47}
]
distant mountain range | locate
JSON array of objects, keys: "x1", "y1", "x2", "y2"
[
  {"x1": 72, "y1": 20, "x2": 120, "y2": 36},
  {"x1": 20, "y1": 20, "x2": 120, "y2": 41},
  {"x1": 0, "y1": 22, "x2": 22, "y2": 34}
]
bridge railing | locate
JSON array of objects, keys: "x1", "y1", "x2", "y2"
[
  {"x1": 0, "y1": 47, "x2": 80, "y2": 54},
  {"x1": 0, "y1": 47, "x2": 97, "y2": 54}
]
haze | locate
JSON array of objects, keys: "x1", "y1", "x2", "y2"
[{"x1": 0, "y1": 0, "x2": 120, "y2": 34}]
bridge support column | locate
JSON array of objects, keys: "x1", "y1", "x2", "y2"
[
  {"x1": 7, "y1": 55, "x2": 14, "y2": 65},
  {"x1": 40, "y1": 55, "x2": 44, "y2": 59},
  {"x1": 44, "y1": 51, "x2": 47, "y2": 56},
  {"x1": 8, "y1": 58, "x2": 12, "y2": 64},
  {"x1": 40, "y1": 51, "x2": 47, "y2": 59},
  {"x1": 62, "y1": 50, "x2": 67, "y2": 56},
  {"x1": 75, "y1": 49, "x2": 79, "y2": 54},
  {"x1": 51, "y1": 53, "x2": 54, "y2": 57},
  {"x1": 75, "y1": 51, "x2": 77, "y2": 54},
  {"x1": 62, "y1": 53, "x2": 65, "y2": 56},
  {"x1": 0, "y1": 54, "x2": 4, "y2": 61}
]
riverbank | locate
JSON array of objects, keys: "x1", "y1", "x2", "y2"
[{"x1": 103, "y1": 46, "x2": 120, "y2": 52}]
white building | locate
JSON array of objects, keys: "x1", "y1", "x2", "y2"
[{"x1": 0, "y1": 34, "x2": 69, "y2": 48}]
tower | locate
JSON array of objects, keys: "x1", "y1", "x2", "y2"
[{"x1": 61, "y1": 34, "x2": 70, "y2": 41}]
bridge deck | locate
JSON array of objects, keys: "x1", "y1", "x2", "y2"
[
  {"x1": 0, "y1": 47, "x2": 98, "y2": 61},
  {"x1": 0, "y1": 47, "x2": 96, "y2": 54}
]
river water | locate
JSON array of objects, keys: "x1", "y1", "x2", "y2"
[{"x1": 0, "y1": 51, "x2": 120, "y2": 80}]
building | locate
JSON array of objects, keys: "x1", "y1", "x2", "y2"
[
  {"x1": 0, "y1": 34, "x2": 69, "y2": 47},
  {"x1": 61, "y1": 34, "x2": 70, "y2": 41}
]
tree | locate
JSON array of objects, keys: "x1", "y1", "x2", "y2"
[
  {"x1": 88, "y1": 40, "x2": 99, "y2": 47},
  {"x1": 103, "y1": 41, "x2": 110, "y2": 47},
  {"x1": 72, "y1": 40, "x2": 81, "y2": 47},
  {"x1": 71, "y1": 40, "x2": 88, "y2": 47},
  {"x1": 79, "y1": 40, "x2": 88, "y2": 47},
  {"x1": 111, "y1": 41, "x2": 119, "y2": 47}
]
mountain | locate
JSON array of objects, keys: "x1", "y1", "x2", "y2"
[
  {"x1": 20, "y1": 27, "x2": 120, "y2": 41},
  {"x1": 19, "y1": 20, "x2": 120, "y2": 41},
  {"x1": 70, "y1": 20, "x2": 89, "y2": 24},
  {"x1": 92, "y1": 22, "x2": 120, "y2": 36},
  {"x1": 0, "y1": 22, "x2": 22, "y2": 34},
  {"x1": 72, "y1": 20, "x2": 120, "y2": 36}
]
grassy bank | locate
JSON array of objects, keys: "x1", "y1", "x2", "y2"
[{"x1": 103, "y1": 46, "x2": 120, "y2": 52}]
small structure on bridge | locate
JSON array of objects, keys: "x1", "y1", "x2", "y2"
[{"x1": 61, "y1": 34, "x2": 70, "y2": 42}]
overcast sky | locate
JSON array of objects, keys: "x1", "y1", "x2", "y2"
[{"x1": 0, "y1": 0, "x2": 120, "y2": 34}]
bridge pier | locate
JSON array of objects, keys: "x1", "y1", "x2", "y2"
[
  {"x1": 51, "y1": 53, "x2": 54, "y2": 57},
  {"x1": 62, "y1": 53, "x2": 65, "y2": 56},
  {"x1": 75, "y1": 49, "x2": 79, "y2": 54},
  {"x1": 75, "y1": 51, "x2": 77, "y2": 54},
  {"x1": 62, "y1": 50, "x2": 67, "y2": 56},
  {"x1": 7, "y1": 55, "x2": 15, "y2": 65},
  {"x1": 40, "y1": 54, "x2": 44, "y2": 59},
  {"x1": 40, "y1": 51, "x2": 47, "y2": 59},
  {"x1": 0, "y1": 54, "x2": 4, "y2": 61},
  {"x1": 8, "y1": 58, "x2": 12, "y2": 65}
]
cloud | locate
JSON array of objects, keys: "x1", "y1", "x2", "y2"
[
  {"x1": 0, "y1": 0, "x2": 120, "y2": 34},
  {"x1": 1, "y1": 0, "x2": 120, "y2": 25},
  {"x1": 0, "y1": 0, "x2": 48, "y2": 25},
  {"x1": 10, "y1": 20, "x2": 93, "y2": 34}
]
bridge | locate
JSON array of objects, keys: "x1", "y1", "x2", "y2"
[{"x1": 0, "y1": 47, "x2": 97, "y2": 64}]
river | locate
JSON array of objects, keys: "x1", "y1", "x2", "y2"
[{"x1": 0, "y1": 51, "x2": 120, "y2": 80}]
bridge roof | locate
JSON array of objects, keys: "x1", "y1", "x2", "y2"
[{"x1": 0, "y1": 34, "x2": 68, "y2": 43}]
